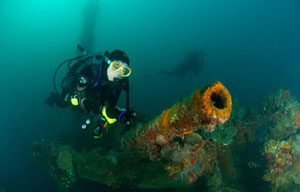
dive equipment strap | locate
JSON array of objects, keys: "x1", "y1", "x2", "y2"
[
  {"x1": 125, "y1": 78, "x2": 131, "y2": 129},
  {"x1": 54, "y1": 55, "x2": 85, "y2": 94}
]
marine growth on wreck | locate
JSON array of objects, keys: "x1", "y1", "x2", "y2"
[
  {"x1": 33, "y1": 85, "x2": 300, "y2": 192},
  {"x1": 34, "y1": 81, "x2": 237, "y2": 191}
]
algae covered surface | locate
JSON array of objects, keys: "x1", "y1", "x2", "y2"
[{"x1": 33, "y1": 86, "x2": 300, "y2": 192}]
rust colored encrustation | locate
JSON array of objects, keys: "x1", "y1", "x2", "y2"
[{"x1": 122, "y1": 81, "x2": 232, "y2": 156}]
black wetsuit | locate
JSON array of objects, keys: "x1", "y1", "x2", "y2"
[{"x1": 52, "y1": 55, "x2": 127, "y2": 121}]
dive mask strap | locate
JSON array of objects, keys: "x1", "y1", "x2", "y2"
[{"x1": 104, "y1": 56, "x2": 111, "y2": 65}]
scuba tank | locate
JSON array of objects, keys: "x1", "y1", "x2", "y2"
[{"x1": 53, "y1": 44, "x2": 94, "y2": 94}]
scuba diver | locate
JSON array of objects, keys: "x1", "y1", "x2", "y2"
[{"x1": 45, "y1": 45, "x2": 136, "y2": 138}]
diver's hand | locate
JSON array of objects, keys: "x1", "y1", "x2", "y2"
[
  {"x1": 44, "y1": 92, "x2": 58, "y2": 107},
  {"x1": 128, "y1": 110, "x2": 137, "y2": 118},
  {"x1": 118, "y1": 110, "x2": 137, "y2": 125},
  {"x1": 82, "y1": 117, "x2": 107, "y2": 138}
]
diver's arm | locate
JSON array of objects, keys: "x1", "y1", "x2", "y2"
[
  {"x1": 45, "y1": 90, "x2": 70, "y2": 108},
  {"x1": 45, "y1": 72, "x2": 78, "y2": 108},
  {"x1": 55, "y1": 94, "x2": 70, "y2": 108},
  {"x1": 80, "y1": 98, "x2": 100, "y2": 113},
  {"x1": 102, "y1": 105, "x2": 136, "y2": 125},
  {"x1": 100, "y1": 86, "x2": 128, "y2": 124}
]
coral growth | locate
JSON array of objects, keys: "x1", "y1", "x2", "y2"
[
  {"x1": 33, "y1": 82, "x2": 237, "y2": 191},
  {"x1": 122, "y1": 81, "x2": 232, "y2": 162},
  {"x1": 263, "y1": 134, "x2": 300, "y2": 191},
  {"x1": 296, "y1": 112, "x2": 300, "y2": 126},
  {"x1": 263, "y1": 88, "x2": 300, "y2": 140},
  {"x1": 161, "y1": 140, "x2": 218, "y2": 184},
  {"x1": 195, "y1": 81, "x2": 232, "y2": 127}
]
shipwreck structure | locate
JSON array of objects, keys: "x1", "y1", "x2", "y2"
[{"x1": 33, "y1": 81, "x2": 233, "y2": 191}]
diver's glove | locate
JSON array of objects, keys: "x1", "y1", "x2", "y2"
[
  {"x1": 80, "y1": 116, "x2": 107, "y2": 139},
  {"x1": 92, "y1": 118, "x2": 108, "y2": 139},
  {"x1": 128, "y1": 110, "x2": 137, "y2": 118},
  {"x1": 44, "y1": 92, "x2": 59, "y2": 107},
  {"x1": 118, "y1": 110, "x2": 137, "y2": 124}
]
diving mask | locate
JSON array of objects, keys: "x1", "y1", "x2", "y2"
[{"x1": 109, "y1": 61, "x2": 132, "y2": 77}]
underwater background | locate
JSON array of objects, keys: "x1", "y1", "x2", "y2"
[{"x1": 0, "y1": 0, "x2": 300, "y2": 191}]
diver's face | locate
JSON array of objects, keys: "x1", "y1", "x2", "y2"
[{"x1": 107, "y1": 64, "x2": 123, "y2": 81}]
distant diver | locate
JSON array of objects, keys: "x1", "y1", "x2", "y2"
[
  {"x1": 158, "y1": 51, "x2": 204, "y2": 78},
  {"x1": 79, "y1": 0, "x2": 99, "y2": 52}
]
